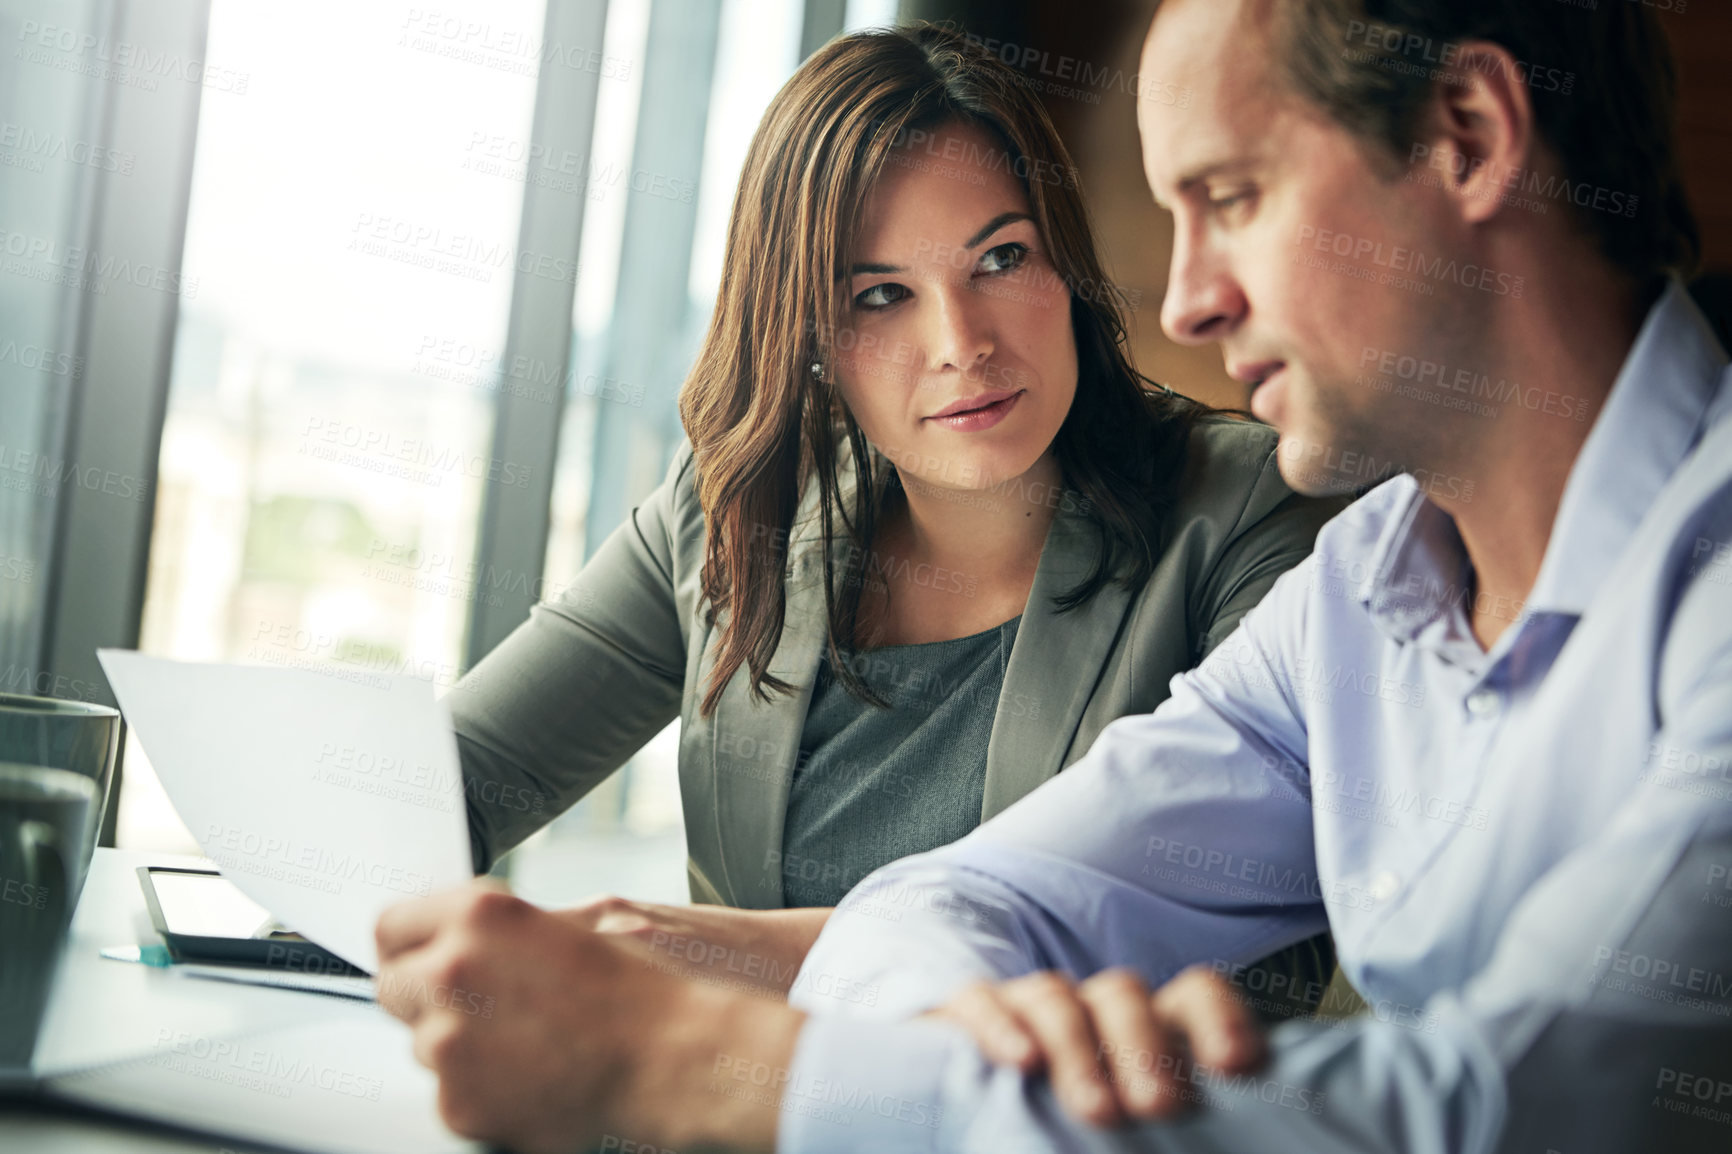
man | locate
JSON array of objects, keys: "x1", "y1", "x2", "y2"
[{"x1": 376, "y1": 1, "x2": 1732, "y2": 1150}]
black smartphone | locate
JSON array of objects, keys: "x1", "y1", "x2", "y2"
[{"x1": 136, "y1": 866, "x2": 367, "y2": 976}]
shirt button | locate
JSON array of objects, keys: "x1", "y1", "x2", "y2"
[
  {"x1": 1369, "y1": 870, "x2": 1402, "y2": 902},
  {"x1": 1466, "y1": 688, "x2": 1501, "y2": 717}
]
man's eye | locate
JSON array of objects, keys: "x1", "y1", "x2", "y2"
[
  {"x1": 855, "y1": 283, "x2": 908, "y2": 309},
  {"x1": 977, "y1": 242, "x2": 1028, "y2": 275},
  {"x1": 1208, "y1": 189, "x2": 1255, "y2": 212}
]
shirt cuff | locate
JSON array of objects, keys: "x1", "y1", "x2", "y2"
[{"x1": 774, "y1": 1016, "x2": 966, "y2": 1154}]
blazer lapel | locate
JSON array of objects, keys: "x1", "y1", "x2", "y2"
[
  {"x1": 705, "y1": 552, "x2": 829, "y2": 908},
  {"x1": 982, "y1": 506, "x2": 1137, "y2": 820},
  {"x1": 702, "y1": 452, "x2": 1130, "y2": 899},
  {"x1": 704, "y1": 451, "x2": 875, "y2": 909}
]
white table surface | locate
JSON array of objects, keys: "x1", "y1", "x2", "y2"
[{"x1": 2, "y1": 847, "x2": 398, "y2": 1152}]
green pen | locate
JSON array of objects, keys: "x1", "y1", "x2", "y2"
[{"x1": 99, "y1": 944, "x2": 175, "y2": 967}]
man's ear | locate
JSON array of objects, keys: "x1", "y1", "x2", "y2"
[{"x1": 1411, "y1": 41, "x2": 1537, "y2": 226}]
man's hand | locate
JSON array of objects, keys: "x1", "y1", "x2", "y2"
[
  {"x1": 375, "y1": 881, "x2": 803, "y2": 1153},
  {"x1": 556, "y1": 897, "x2": 831, "y2": 996},
  {"x1": 928, "y1": 965, "x2": 1266, "y2": 1127}
]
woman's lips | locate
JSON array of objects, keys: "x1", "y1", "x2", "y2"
[{"x1": 926, "y1": 390, "x2": 1024, "y2": 432}]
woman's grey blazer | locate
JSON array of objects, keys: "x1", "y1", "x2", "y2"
[{"x1": 452, "y1": 418, "x2": 1341, "y2": 908}]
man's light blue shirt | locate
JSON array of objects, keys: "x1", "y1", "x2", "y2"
[{"x1": 780, "y1": 281, "x2": 1732, "y2": 1153}]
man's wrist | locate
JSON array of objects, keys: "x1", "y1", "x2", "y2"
[
  {"x1": 629, "y1": 976, "x2": 807, "y2": 1152},
  {"x1": 759, "y1": 908, "x2": 833, "y2": 993}
]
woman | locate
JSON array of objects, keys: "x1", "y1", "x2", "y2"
[{"x1": 451, "y1": 24, "x2": 1339, "y2": 1006}]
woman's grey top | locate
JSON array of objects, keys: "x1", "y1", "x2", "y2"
[
  {"x1": 451, "y1": 418, "x2": 1345, "y2": 909},
  {"x1": 781, "y1": 617, "x2": 1021, "y2": 909}
]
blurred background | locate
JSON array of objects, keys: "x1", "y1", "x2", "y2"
[{"x1": 3, "y1": 0, "x2": 1728, "y2": 906}]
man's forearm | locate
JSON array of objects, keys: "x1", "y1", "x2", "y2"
[
  {"x1": 765, "y1": 907, "x2": 835, "y2": 991},
  {"x1": 631, "y1": 981, "x2": 807, "y2": 1152}
]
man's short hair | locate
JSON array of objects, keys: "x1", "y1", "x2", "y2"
[{"x1": 1267, "y1": 0, "x2": 1700, "y2": 283}]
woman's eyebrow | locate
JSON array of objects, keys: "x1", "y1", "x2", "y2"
[
  {"x1": 848, "y1": 211, "x2": 1034, "y2": 277},
  {"x1": 962, "y1": 210, "x2": 1031, "y2": 249}
]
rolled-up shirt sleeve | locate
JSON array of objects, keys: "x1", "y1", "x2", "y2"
[
  {"x1": 781, "y1": 818, "x2": 1732, "y2": 1153},
  {"x1": 778, "y1": 568, "x2": 1732, "y2": 1154},
  {"x1": 779, "y1": 566, "x2": 1329, "y2": 1149}
]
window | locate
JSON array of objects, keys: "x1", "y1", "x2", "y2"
[
  {"x1": 0, "y1": 0, "x2": 107, "y2": 691},
  {"x1": 120, "y1": 0, "x2": 546, "y2": 852},
  {"x1": 512, "y1": 0, "x2": 899, "y2": 905}
]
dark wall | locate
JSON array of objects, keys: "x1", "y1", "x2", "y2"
[{"x1": 1665, "y1": 3, "x2": 1732, "y2": 275}]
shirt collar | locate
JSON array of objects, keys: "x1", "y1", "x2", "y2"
[
  {"x1": 1524, "y1": 277, "x2": 1729, "y2": 615},
  {"x1": 1355, "y1": 481, "x2": 1472, "y2": 644},
  {"x1": 1356, "y1": 277, "x2": 1729, "y2": 640}
]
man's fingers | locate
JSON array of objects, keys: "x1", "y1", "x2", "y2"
[
  {"x1": 376, "y1": 954, "x2": 428, "y2": 1023},
  {"x1": 929, "y1": 982, "x2": 1040, "y2": 1070},
  {"x1": 1077, "y1": 969, "x2": 1175, "y2": 1120},
  {"x1": 932, "y1": 968, "x2": 1265, "y2": 1131},
  {"x1": 409, "y1": 1005, "x2": 466, "y2": 1072},
  {"x1": 1003, "y1": 973, "x2": 1121, "y2": 1128},
  {"x1": 375, "y1": 892, "x2": 459, "y2": 962},
  {"x1": 376, "y1": 881, "x2": 516, "y2": 1025},
  {"x1": 1153, "y1": 965, "x2": 1266, "y2": 1072},
  {"x1": 376, "y1": 936, "x2": 471, "y2": 1025},
  {"x1": 375, "y1": 878, "x2": 510, "y2": 961}
]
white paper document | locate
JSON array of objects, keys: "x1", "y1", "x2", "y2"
[{"x1": 98, "y1": 650, "x2": 473, "y2": 972}]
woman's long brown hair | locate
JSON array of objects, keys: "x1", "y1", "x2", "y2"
[{"x1": 682, "y1": 23, "x2": 1201, "y2": 717}]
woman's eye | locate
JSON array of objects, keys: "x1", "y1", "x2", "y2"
[
  {"x1": 977, "y1": 242, "x2": 1028, "y2": 275},
  {"x1": 855, "y1": 282, "x2": 908, "y2": 310},
  {"x1": 1208, "y1": 189, "x2": 1255, "y2": 212}
]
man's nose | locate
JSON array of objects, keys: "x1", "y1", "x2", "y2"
[{"x1": 1160, "y1": 228, "x2": 1244, "y2": 346}]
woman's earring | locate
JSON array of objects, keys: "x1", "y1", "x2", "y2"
[{"x1": 810, "y1": 362, "x2": 825, "y2": 382}]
